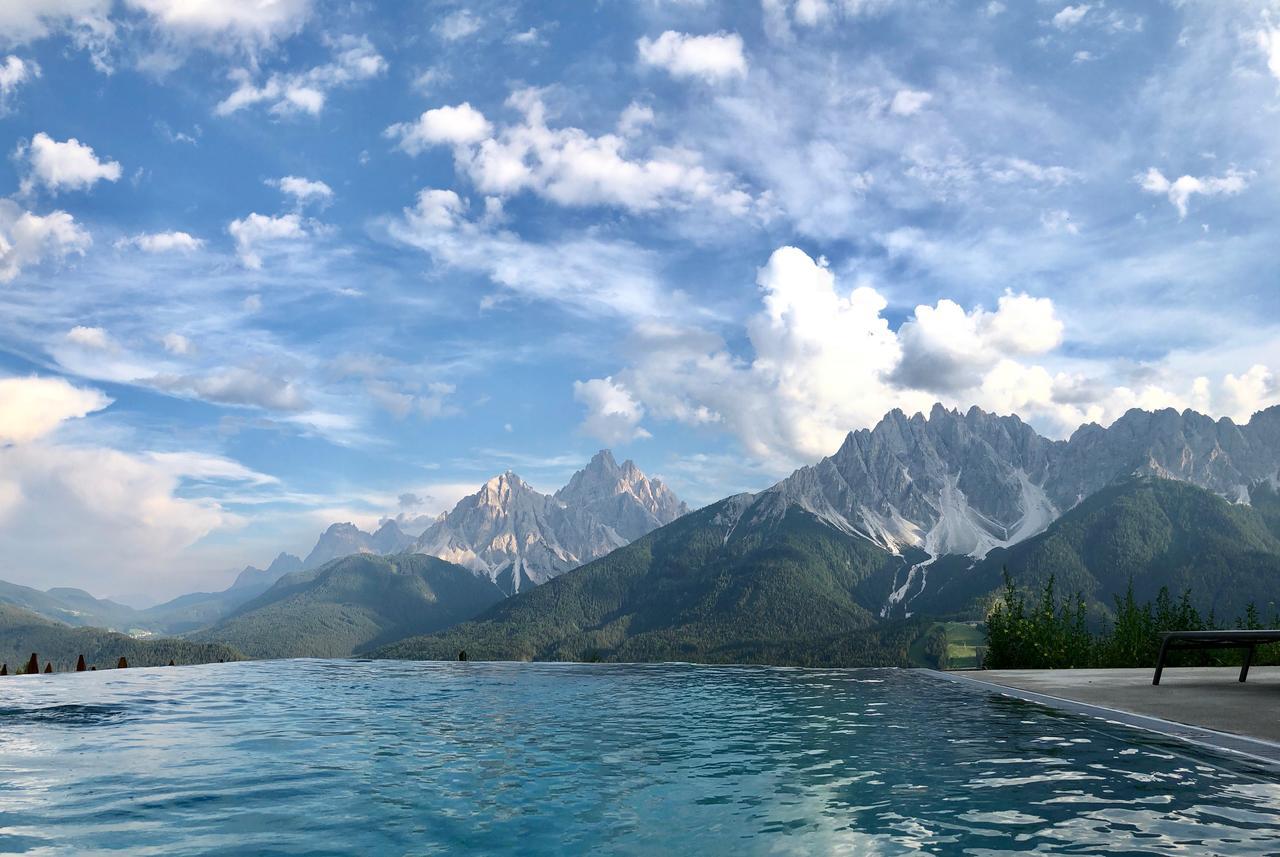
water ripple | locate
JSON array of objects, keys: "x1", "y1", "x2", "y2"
[{"x1": 0, "y1": 661, "x2": 1276, "y2": 855}]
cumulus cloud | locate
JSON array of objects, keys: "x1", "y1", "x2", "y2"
[
  {"x1": 0, "y1": 199, "x2": 92, "y2": 282},
  {"x1": 1137, "y1": 166, "x2": 1250, "y2": 219},
  {"x1": 18, "y1": 132, "x2": 121, "y2": 194},
  {"x1": 889, "y1": 89, "x2": 931, "y2": 115},
  {"x1": 125, "y1": 0, "x2": 311, "y2": 49},
  {"x1": 0, "y1": 441, "x2": 270, "y2": 593},
  {"x1": 637, "y1": 30, "x2": 747, "y2": 82},
  {"x1": 117, "y1": 230, "x2": 204, "y2": 252},
  {"x1": 386, "y1": 90, "x2": 756, "y2": 216},
  {"x1": 573, "y1": 377, "x2": 652, "y2": 445},
  {"x1": 1220, "y1": 364, "x2": 1277, "y2": 423},
  {"x1": 270, "y1": 175, "x2": 333, "y2": 206},
  {"x1": 385, "y1": 102, "x2": 493, "y2": 153},
  {"x1": 0, "y1": 375, "x2": 111, "y2": 445},
  {"x1": 216, "y1": 35, "x2": 386, "y2": 117},
  {"x1": 227, "y1": 212, "x2": 308, "y2": 268},
  {"x1": 1052, "y1": 5, "x2": 1090, "y2": 30},
  {"x1": 891, "y1": 292, "x2": 1063, "y2": 394},
  {"x1": 573, "y1": 246, "x2": 1239, "y2": 466},
  {"x1": 388, "y1": 188, "x2": 674, "y2": 319},
  {"x1": 0, "y1": 55, "x2": 39, "y2": 112},
  {"x1": 65, "y1": 325, "x2": 113, "y2": 350}
]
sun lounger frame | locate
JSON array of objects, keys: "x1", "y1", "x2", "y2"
[{"x1": 1153, "y1": 630, "x2": 1280, "y2": 685}]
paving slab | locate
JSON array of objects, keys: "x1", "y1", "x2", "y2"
[{"x1": 931, "y1": 667, "x2": 1280, "y2": 765}]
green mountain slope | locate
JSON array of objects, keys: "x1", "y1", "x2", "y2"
[
  {"x1": 910, "y1": 477, "x2": 1280, "y2": 620},
  {"x1": 0, "y1": 603, "x2": 241, "y2": 672},
  {"x1": 189, "y1": 553, "x2": 506, "y2": 659},
  {"x1": 372, "y1": 497, "x2": 914, "y2": 665},
  {"x1": 0, "y1": 580, "x2": 144, "y2": 631}
]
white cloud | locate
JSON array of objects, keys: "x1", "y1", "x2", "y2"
[
  {"x1": 0, "y1": 199, "x2": 92, "y2": 282},
  {"x1": 573, "y1": 377, "x2": 652, "y2": 445},
  {"x1": 578, "y1": 247, "x2": 1121, "y2": 466},
  {"x1": 18, "y1": 132, "x2": 122, "y2": 194},
  {"x1": 1219, "y1": 364, "x2": 1277, "y2": 423},
  {"x1": 1052, "y1": 5, "x2": 1090, "y2": 30},
  {"x1": 892, "y1": 291, "x2": 1064, "y2": 393},
  {"x1": 434, "y1": 9, "x2": 482, "y2": 41},
  {"x1": 889, "y1": 89, "x2": 932, "y2": 115},
  {"x1": 388, "y1": 188, "x2": 674, "y2": 319},
  {"x1": 387, "y1": 90, "x2": 756, "y2": 216},
  {"x1": 271, "y1": 175, "x2": 333, "y2": 205},
  {"x1": 1137, "y1": 166, "x2": 1250, "y2": 219},
  {"x1": 162, "y1": 332, "x2": 193, "y2": 355},
  {"x1": 638, "y1": 31, "x2": 747, "y2": 83},
  {"x1": 0, "y1": 0, "x2": 113, "y2": 71},
  {"x1": 617, "y1": 102, "x2": 655, "y2": 137},
  {"x1": 384, "y1": 102, "x2": 493, "y2": 153},
  {"x1": 0, "y1": 55, "x2": 39, "y2": 112},
  {"x1": 66, "y1": 325, "x2": 113, "y2": 349},
  {"x1": 1258, "y1": 27, "x2": 1280, "y2": 81},
  {"x1": 154, "y1": 366, "x2": 309, "y2": 411},
  {"x1": 118, "y1": 230, "x2": 204, "y2": 252},
  {"x1": 227, "y1": 212, "x2": 308, "y2": 268},
  {"x1": 216, "y1": 35, "x2": 386, "y2": 117},
  {"x1": 0, "y1": 375, "x2": 111, "y2": 445},
  {"x1": 125, "y1": 0, "x2": 312, "y2": 48},
  {"x1": 0, "y1": 441, "x2": 269, "y2": 593},
  {"x1": 763, "y1": 0, "x2": 896, "y2": 39}
]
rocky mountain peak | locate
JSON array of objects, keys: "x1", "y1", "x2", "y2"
[{"x1": 411, "y1": 452, "x2": 688, "y2": 594}]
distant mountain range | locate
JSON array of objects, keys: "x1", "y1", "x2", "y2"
[
  {"x1": 3, "y1": 408, "x2": 1279, "y2": 666},
  {"x1": 0, "y1": 450, "x2": 686, "y2": 637},
  {"x1": 187, "y1": 554, "x2": 505, "y2": 659},
  {"x1": 380, "y1": 405, "x2": 1280, "y2": 663}
]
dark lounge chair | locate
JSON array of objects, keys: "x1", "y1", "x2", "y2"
[{"x1": 1153, "y1": 630, "x2": 1280, "y2": 685}]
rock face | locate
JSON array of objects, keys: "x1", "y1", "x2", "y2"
[
  {"x1": 736, "y1": 404, "x2": 1280, "y2": 587},
  {"x1": 230, "y1": 552, "x2": 303, "y2": 592},
  {"x1": 554, "y1": 450, "x2": 688, "y2": 542},
  {"x1": 302, "y1": 521, "x2": 413, "y2": 569},
  {"x1": 414, "y1": 451, "x2": 689, "y2": 594}
]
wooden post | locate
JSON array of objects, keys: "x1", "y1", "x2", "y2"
[
  {"x1": 24, "y1": 653, "x2": 38, "y2": 675},
  {"x1": 43, "y1": 663, "x2": 52, "y2": 673},
  {"x1": 117, "y1": 656, "x2": 128, "y2": 669},
  {"x1": 76, "y1": 654, "x2": 87, "y2": 672},
  {"x1": 168, "y1": 659, "x2": 175, "y2": 666},
  {"x1": 0, "y1": 664, "x2": 7, "y2": 676}
]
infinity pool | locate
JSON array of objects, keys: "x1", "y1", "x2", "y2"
[{"x1": 1, "y1": 661, "x2": 1277, "y2": 854}]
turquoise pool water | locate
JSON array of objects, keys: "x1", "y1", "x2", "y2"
[{"x1": 1, "y1": 660, "x2": 1277, "y2": 855}]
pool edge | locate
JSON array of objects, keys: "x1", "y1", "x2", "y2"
[{"x1": 921, "y1": 668, "x2": 1280, "y2": 770}]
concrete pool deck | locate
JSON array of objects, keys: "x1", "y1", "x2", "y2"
[{"x1": 928, "y1": 667, "x2": 1280, "y2": 767}]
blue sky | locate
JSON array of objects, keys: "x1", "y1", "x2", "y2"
[{"x1": 1, "y1": 0, "x2": 1278, "y2": 601}]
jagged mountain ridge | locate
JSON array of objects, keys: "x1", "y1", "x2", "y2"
[
  {"x1": 415, "y1": 450, "x2": 689, "y2": 593},
  {"x1": 303, "y1": 521, "x2": 416, "y2": 569},
  {"x1": 741, "y1": 404, "x2": 1280, "y2": 562}
]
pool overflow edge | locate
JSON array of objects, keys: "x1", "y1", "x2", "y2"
[{"x1": 922, "y1": 668, "x2": 1280, "y2": 770}]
